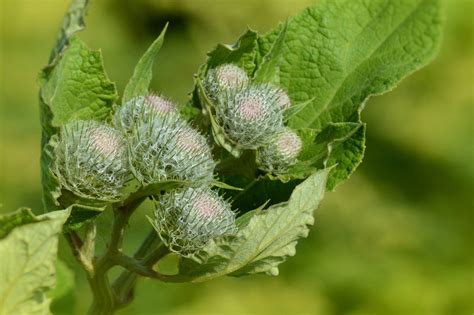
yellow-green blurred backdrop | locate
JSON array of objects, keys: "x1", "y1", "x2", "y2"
[{"x1": 0, "y1": 0, "x2": 472, "y2": 314}]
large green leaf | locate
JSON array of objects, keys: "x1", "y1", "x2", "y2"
[
  {"x1": 255, "y1": 0, "x2": 442, "y2": 187},
  {"x1": 178, "y1": 168, "x2": 329, "y2": 282},
  {"x1": 0, "y1": 209, "x2": 69, "y2": 314},
  {"x1": 122, "y1": 24, "x2": 168, "y2": 103},
  {"x1": 258, "y1": 0, "x2": 442, "y2": 130}
]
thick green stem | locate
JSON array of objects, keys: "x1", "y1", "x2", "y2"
[
  {"x1": 87, "y1": 260, "x2": 114, "y2": 315},
  {"x1": 112, "y1": 230, "x2": 166, "y2": 308},
  {"x1": 86, "y1": 195, "x2": 147, "y2": 314}
]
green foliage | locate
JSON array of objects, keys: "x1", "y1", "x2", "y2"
[
  {"x1": 0, "y1": 0, "x2": 444, "y2": 313},
  {"x1": 40, "y1": 37, "x2": 117, "y2": 126},
  {"x1": 255, "y1": 0, "x2": 442, "y2": 188},
  {"x1": 122, "y1": 24, "x2": 168, "y2": 104},
  {"x1": 0, "y1": 209, "x2": 69, "y2": 314}
]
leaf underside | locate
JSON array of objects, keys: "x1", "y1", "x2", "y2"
[{"x1": 0, "y1": 209, "x2": 70, "y2": 315}]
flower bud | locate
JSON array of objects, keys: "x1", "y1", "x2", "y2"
[
  {"x1": 114, "y1": 93, "x2": 178, "y2": 132},
  {"x1": 204, "y1": 64, "x2": 249, "y2": 99},
  {"x1": 257, "y1": 127, "x2": 302, "y2": 173},
  {"x1": 216, "y1": 84, "x2": 284, "y2": 149},
  {"x1": 128, "y1": 116, "x2": 215, "y2": 185},
  {"x1": 154, "y1": 187, "x2": 237, "y2": 254},
  {"x1": 53, "y1": 120, "x2": 129, "y2": 201}
]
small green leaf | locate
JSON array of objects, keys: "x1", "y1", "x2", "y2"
[
  {"x1": 48, "y1": 0, "x2": 90, "y2": 63},
  {"x1": 122, "y1": 24, "x2": 169, "y2": 103},
  {"x1": 178, "y1": 168, "x2": 329, "y2": 282},
  {"x1": 323, "y1": 123, "x2": 366, "y2": 190},
  {"x1": 0, "y1": 209, "x2": 70, "y2": 314},
  {"x1": 253, "y1": 21, "x2": 287, "y2": 83},
  {"x1": 206, "y1": 29, "x2": 258, "y2": 74},
  {"x1": 211, "y1": 180, "x2": 243, "y2": 191}
]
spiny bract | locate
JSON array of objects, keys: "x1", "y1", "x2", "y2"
[
  {"x1": 114, "y1": 93, "x2": 178, "y2": 132},
  {"x1": 204, "y1": 63, "x2": 249, "y2": 99},
  {"x1": 215, "y1": 84, "x2": 284, "y2": 149},
  {"x1": 127, "y1": 115, "x2": 215, "y2": 185},
  {"x1": 153, "y1": 187, "x2": 237, "y2": 254},
  {"x1": 274, "y1": 87, "x2": 292, "y2": 110},
  {"x1": 257, "y1": 127, "x2": 302, "y2": 173},
  {"x1": 53, "y1": 120, "x2": 129, "y2": 201}
]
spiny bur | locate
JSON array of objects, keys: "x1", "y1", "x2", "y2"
[
  {"x1": 153, "y1": 187, "x2": 237, "y2": 254},
  {"x1": 216, "y1": 84, "x2": 284, "y2": 149},
  {"x1": 128, "y1": 115, "x2": 215, "y2": 185},
  {"x1": 257, "y1": 127, "x2": 303, "y2": 173},
  {"x1": 204, "y1": 63, "x2": 249, "y2": 99},
  {"x1": 53, "y1": 120, "x2": 129, "y2": 201},
  {"x1": 114, "y1": 93, "x2": 178, "y2": 132}
]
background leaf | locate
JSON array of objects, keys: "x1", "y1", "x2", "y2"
[
  {"x1": 122, "y1": 24, "x2": 168, "y2": 103},
  {"x1": 178, "y1": 168, "x2": 329, "y2": 282},
  {"x1": 0, "y1": 209, "x2": 69, "y2": 315}
]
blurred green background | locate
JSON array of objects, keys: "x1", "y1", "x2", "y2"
[{"x1": 0, "y1": 0, "x2": 472, "y2": 314}]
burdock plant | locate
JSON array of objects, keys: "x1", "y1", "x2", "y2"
[{"x1": 0, "y1": 0, "x2": 442, "y2": 314}]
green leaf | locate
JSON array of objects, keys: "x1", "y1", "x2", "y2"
[
  {"x1": 48, "y1": 0, "x2": 90, "y2": 63},
  {"x1": 40, "y1": 36, "x2": 117, "y2": 126},
  {"x1": 253, "y1": 0, "x2": 441, "y2": 187},
  {"x1": 206, "y1": 29, "x2": 258, "y2": 74},
  {"x1": 122, "y1": 24, "x2": 168, "y2": 103},
  {"x1": 211, "y1": 180, "x2": 243, "y2": 191},
  {"x1": 253, "y1": 21, "x2": 287, "y2": 84},
  {"x1": 321, "y1": 123, "x2": 366, "y2": 190},
  {"x1": 178, "y1": 168, "x2": 329, "y2": 282},
  {"x1": 258, "y1": 0, "x2": 442, "y2": 130},
  {"x1": 0, "y1": 209, "x2": 70, "y2": 314}
]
